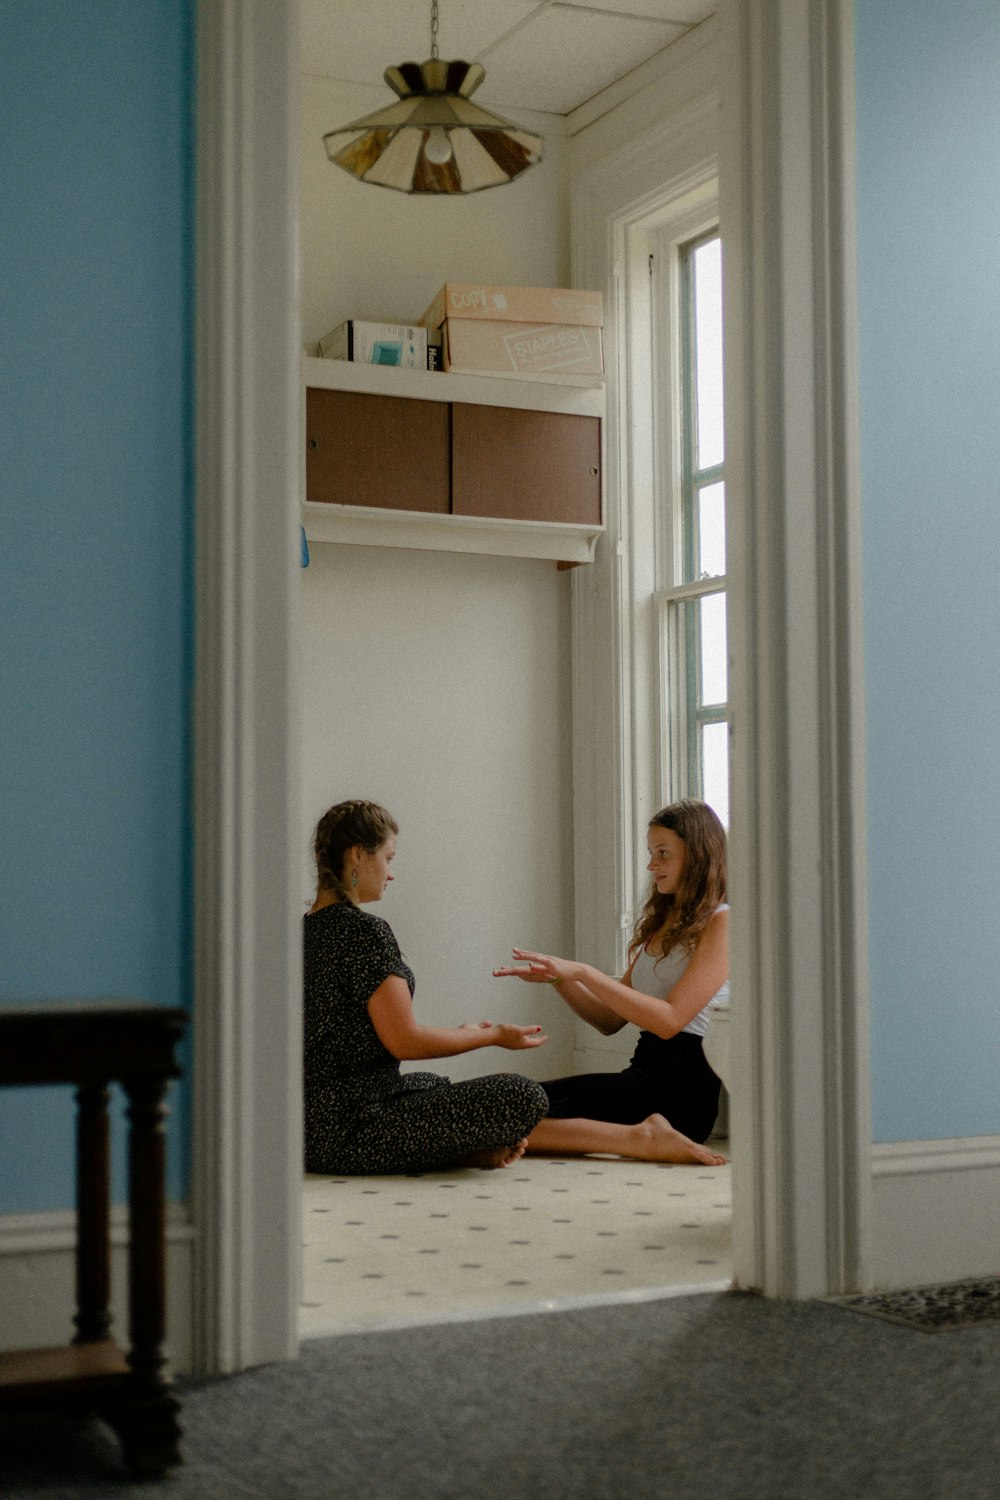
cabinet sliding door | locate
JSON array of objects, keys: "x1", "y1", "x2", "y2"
[
  {"x1": 451, "y1": 404, "x2": 601, "y2": 525},
  {"x1": 306, "y1": 388, "x2": 450, "y2": 513}
]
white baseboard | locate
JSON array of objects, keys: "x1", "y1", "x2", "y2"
[
  {"x1": 0, "y1": 1203, "x2": 195, "y2": 1374},
  {"x1": 870, "y1": 1136, "x2": 1000, "y2": 1290}
]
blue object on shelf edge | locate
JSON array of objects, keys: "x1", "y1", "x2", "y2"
[{"x1": 301, "y1": 526, "x2": 310, "y2": 567}]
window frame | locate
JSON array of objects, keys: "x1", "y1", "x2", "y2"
[{"x1": 641, "y1": 212, "x2": 728, "y2": 823}]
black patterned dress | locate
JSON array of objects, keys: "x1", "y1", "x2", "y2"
[{"x1": 303, "y1": 903, "x2": 548, "y2": 1175}]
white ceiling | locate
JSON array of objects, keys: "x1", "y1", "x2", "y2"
[{"x1": 300, "y1": 0, "x2": 716, "y2": 117}]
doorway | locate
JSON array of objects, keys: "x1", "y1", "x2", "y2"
[{"x1": 192, "y1": 0, "x2": 871, "y2": 1376}]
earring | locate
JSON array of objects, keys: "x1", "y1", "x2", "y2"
[{"x1": 351, "y1": 869, "x2": 358, "y2": 890}]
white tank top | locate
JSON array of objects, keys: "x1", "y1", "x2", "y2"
[{"x1": 628, "y1": 904, "x2": 729, "y2": 1038}]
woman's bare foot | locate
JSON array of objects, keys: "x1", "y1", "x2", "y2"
[
  {"x1": 631, "y1": 1114, "x2": 728, "y2": 1166},
  {"x1": 461, "y1": 1138, "x2": 529, "y2": 1170},
  {"x1": 525, "y1": 1114, "x2": 728, "y2": 1163}
]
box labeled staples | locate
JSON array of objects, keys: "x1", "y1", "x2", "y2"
[
  {"x1": 420, "y1": 283, "x2": 603, "y2": 331},
  {"x1": 320, "y1": 320, "x2": 427, "y2": 368},
  {"x1": 441, "y1": 318, "x2": 603, "y2": 378}
]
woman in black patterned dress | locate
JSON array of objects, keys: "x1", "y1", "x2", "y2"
[{"x1": 304, "y1": 800, "x2": 549, "y2": 1175}]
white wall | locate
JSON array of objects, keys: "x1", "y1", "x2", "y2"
[
  {"x1": 300, "y1": 75, "x2": 578, "y2": 1078},
  {"x1": 301, "y1": 75, "x2": 568, "y2": 345},
  {"x1": 301, "y1": 544, "x2": 576, "y2": 1078}
]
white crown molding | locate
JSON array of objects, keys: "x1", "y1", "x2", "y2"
[
  {"x1": 567, "y1": 14, "x2": 718, "y2": 138},
  {"x1": 571, "y1": 91, "x2": 719, "y2": 208}
]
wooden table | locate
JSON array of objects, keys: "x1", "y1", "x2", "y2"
[{"x1": 0, "y1": 999, "x2": 188, "y2": 1477}]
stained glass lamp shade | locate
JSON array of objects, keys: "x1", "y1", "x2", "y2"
[{"x1": 323, "y1": 58, "x2": 543, "y2": 195}]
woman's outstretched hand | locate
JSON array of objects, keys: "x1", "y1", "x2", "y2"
[
  {"x1": 459, "y1": 1020, "x2": 548, "y2": 1049},
  {"x1": 497, "y1": 1022, "x2": 548, "y2": 1050},
  {"x1": 493, "y1": 949, "x2": 579, "y2": 985}
]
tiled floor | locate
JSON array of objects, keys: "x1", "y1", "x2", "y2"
[{"x1": 300, "y1": 1147, "x2": 732, "y2": 1338}]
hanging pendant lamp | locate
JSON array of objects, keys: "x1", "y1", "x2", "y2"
[{"x1": 322, "y1": 0, "x2": 543, "y2": 195}]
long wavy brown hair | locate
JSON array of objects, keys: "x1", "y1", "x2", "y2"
[
  {"x1": 313, "y1": 799, "x2": 398, "y2": 904},
  {"x1": 627, "y1": 799, "x2": 727, "y2": 962}
]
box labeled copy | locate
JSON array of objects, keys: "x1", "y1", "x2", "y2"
[
  {"x1": 421, "y1": 283, "x2": 603, "y2": 331},
  {"x1": 319, "y1": 320, "x2": 427, "y2": 368}
]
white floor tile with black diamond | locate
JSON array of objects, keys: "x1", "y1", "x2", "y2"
[{"x1": 300, "y1": 1150, "x2": 732, "y2": 1338}]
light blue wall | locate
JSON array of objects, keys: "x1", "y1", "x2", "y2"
[
  {"x1": 855, "y1": 0, "x2": 1000, "y2": 1140},
  {"x1": 0, "y1": 1, "x2": 193, "y2": 1208}
]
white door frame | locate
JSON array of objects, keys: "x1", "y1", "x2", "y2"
[
  {"x1": 720, "y1": 0, "x2": 872, "y2": 1298},
  {"x1": 191, "y1": 0, "x2": 303, "y2": 1373},
  {"x1": 189, "y1": 0, "x2": 871, "y2": 1373}
]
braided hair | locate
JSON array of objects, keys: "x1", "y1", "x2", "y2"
[{"x1": 313, "y1": 800, "x2": 398, "y2": 904}]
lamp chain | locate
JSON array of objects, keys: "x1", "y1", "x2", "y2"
[{"x1": 430, "y1": 0, "x2": 439, "y2": 61}]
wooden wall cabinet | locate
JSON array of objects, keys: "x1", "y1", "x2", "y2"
[
  {"x1": 307, "y1": 388, "x2": 450, "y2": 515},
  {"x1": 302, "y1": 358, "x2": 604, "y2": 564}
]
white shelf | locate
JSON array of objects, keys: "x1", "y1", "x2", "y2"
[
  {"x1": 303, "y1": 356, "x2": 605, "y2": 418},
  {"x1": 303, "y1": 501, "x2": 601, "y2": 565},
  {"x1": 302, "y1": 356, "x2": 606, "y2": 564}
]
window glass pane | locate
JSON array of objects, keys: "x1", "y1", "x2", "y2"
[
  {"x1": 699, "y1": 591, "x2": 727, "y2": 706},
  {"x1": 693, "y1": 238, "x2": 724, "y2": 471},
  {"x1": 701, "y1": 721, "x2": 730, "y2": 829},
  {"x1": 697, "y1": 481, "x2": 726, "y2": 578}
]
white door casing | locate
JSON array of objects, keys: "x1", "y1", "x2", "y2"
[
  {"x1": 719, "y1": 0, "x2": 872, "y2": 1297},
  {"x1": 192, "y1": 0, "x2": 303, "y2": 1374}
]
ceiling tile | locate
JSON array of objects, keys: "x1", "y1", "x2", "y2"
[
  {"x1": 299, "y1": 0, "x2": 715, "y2": 114},
  {"x1": 300, "y1": 2, "x2": 541, "y2": 87},
  {"x1": 476, "y1": 7, "x2": 688, "y2": 114}
]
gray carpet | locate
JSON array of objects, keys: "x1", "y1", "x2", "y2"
[{"x1": 3, "y1": 1290, "x2": 1000, "y2": 1499}]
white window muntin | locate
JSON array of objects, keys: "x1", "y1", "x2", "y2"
[{"x1": 652, "y1": 225, "x2": 728, "y2": 823}]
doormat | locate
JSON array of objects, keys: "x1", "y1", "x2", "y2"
[{"x1": 826, "y1": 1275, "x2": 1000, "y2": 1332}]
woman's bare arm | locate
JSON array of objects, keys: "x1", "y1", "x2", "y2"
[
  {"x1": 367, "y1": 975, "x2": 549, "y2": 1061},
  {"x1": 492, "y1": 958, "x2": 630, "y2": 1036},
  {"x1": 498, "y1": 909, "x2": 728, "y2": 1041},
  {"x1": 549, "y1": 974, "x2": 629, "y2": 1035}
]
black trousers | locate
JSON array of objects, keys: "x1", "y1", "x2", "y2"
[{"x1": 541, "y1": 1030, "x2": 721, "y2": 1144}]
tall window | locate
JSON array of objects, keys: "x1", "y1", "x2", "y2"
[{"x1": 658, "y1": 232, "x2": 729, "y2": 825}]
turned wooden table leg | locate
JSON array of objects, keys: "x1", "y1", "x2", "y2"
[
  {"x1": 73, "y1": 1082, "x2": 111, "y2": 1345},
  {"x1": 103, "y1": 1074, "x2": 181, "y2": 1477},
  {"x1": 0, "y1": 1001, "x2": 187, "y2": 1478},
  {"x1": 126, "y1": 1075, "x2": 168, "y2": 1386}
]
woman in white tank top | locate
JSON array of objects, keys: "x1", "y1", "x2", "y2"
[{"x1": 494, "y1": 799, "x2": 728, "y2": 1166}]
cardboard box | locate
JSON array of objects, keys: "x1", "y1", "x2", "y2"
[
  {"x1": 442, "y1": 317, "x2": 604, "y2": 378},
  {"x1": 421, "y1": 283, "x2": 603, "y2": 332},
  {"x1": 319, "y1": 320, "x2": 427, "y2": 368}
]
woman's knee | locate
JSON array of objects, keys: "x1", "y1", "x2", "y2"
[{"x1": 494, "y1": 1072, "x2": 549, "y2": 1130}]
